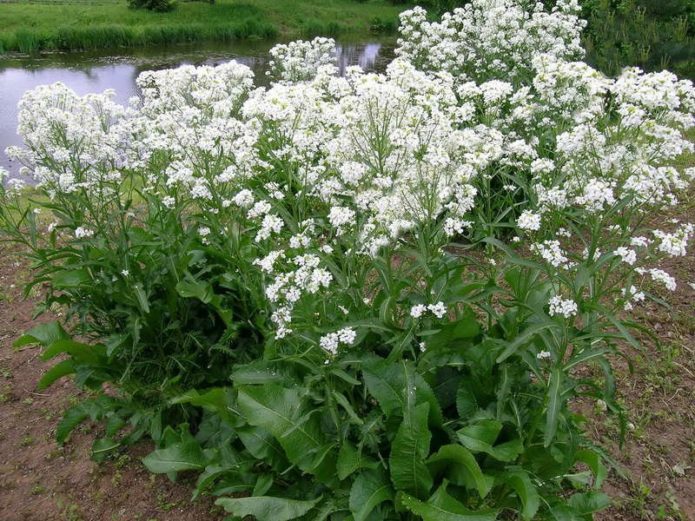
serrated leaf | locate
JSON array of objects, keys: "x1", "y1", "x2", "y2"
[
  {"x1": 14, "y1": 321, "x2": 69, "y2": 348},
  {"x1": 142, "y1": 440, "x2": 207, "y2": 474},
  {"x1": 567, "y1": 491, "x2": 611, "y2": 515},
  {"x1": 91, "y1": 438, "x2": 120, "y2": 461},
  {"x1": 215, "y1": 495, "x2": 321, "y2": 521},
  {"x1": 41, "y1": 339, "x2": 104, "y2": 365},
  {"x1": 428, "y1": 444, "x2": 494, "y2": 498},
  {"x1": 236, "y1": 425, "x2": 286, "y2": 466},
  {"x1": 457, "y1": 419, "x2": 523, "y2": 462},
  {"x1": 399, "y1": 488, "x2": 497, "y2": 521},
  {"x1": 37, "y1": 360, "x2": 75, "y2": 390},
  {"x1": 337, "y1": 441, "x2": 361, "y2": 480},
  {"x1": 349, "y1": 469, "x2": 393, "y2": 521},
  {"x1": 237, "y1": 385, "x2": 335, "y2": 481},
  {"x1": 56, "y1": 403, "x2": 90, "y2": 444},
  {"x1": 363, "y1": 360, "x2": 442, "y2": 427},
  {"x1": 176, "y1": 277, "x2": 214, "y2": 303},
  {"x1": 390, "y1": 402, "x2": 433, "y2": 497}
]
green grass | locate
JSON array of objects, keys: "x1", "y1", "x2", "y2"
[{"x1": 0, "y1": 0, "x2": 407, "y2": 54}]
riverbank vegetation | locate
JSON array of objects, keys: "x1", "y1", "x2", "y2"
[
  {"x1": 0, "y1": 0, "x2": 404, "y2": 54},
  {"x1": 2, "y1": 1, "x2": 694, "y2": 519}
]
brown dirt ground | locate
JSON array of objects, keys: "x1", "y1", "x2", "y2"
[
  {"x1": 0, "y1": 219, "x2": 693, "y2": 520},
  {"x1": 0, "y1": 249, "x2": 225, "y2": 521}
]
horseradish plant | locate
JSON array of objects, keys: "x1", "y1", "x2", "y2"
[{"x1": 1, "y1": 0, "x2": 693, "y2": 519}]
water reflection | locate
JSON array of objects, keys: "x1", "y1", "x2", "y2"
[{"x1": 0, "y1": 39, "x2": 395, "y2": 178}]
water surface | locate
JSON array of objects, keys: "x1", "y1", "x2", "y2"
[{"x1": 0, "y1": 39, "x2": 395, "y2": 179}]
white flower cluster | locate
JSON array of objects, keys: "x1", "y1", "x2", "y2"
[
  {"x1": 7, "y1": 0, "x2": 694, "y2": 344},
  {"x1": 410, "y1": 302, "x2": 447, "y2": 319},
  {"x1": 267, "y1": 37, "x2": 337, "y2": 82},
  {"x1": 319, "y1": 327, "x2": 357, "y2": 355},
  {"x1": 396, "y1": 0, "x2": 585, "y2": 81},
  {"x1": 548, "y1": 296, "x2": 578, "y2": 318}
]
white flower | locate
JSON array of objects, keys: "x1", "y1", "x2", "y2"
[
  {"x1": 614, "y1": 247, "x2": 637, "y2": 265},
  {"x1": 121, "y1": 269, "x2": 130, "y2": 277},
  {"x1": 648, "y1": 269, "x2": 677, "y2": 291},
  {"x1": 319, "y1": 327, "x2": 356, "y2": 355},
  {"x1": 74, "y1": 227, "x2": 94, "y2": 239},
  {"x1": 536, "y1": 350, "x2": 551, "y2": 360},
  {"x1": 428, "y1": 302, "x2": 447, "y2": 319},
  {"x1": 410, "y1": 304, "x2": 427, "y2": 318},
  {"x1": 548, "y1": 296, "x2": 578, "y2": 318},
  {"x1": 517, "y1": 210, "x2": 541, "y2": 231}
]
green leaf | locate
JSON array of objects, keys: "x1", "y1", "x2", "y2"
[
  {"x1": 237, "y1": 385, "x2": 335, "y2": 481},
  {"x1": 428, "y1": 445, "x2": 494, "y2": 498},
  {"x1": 170, "y1": 388, "x2": 238, "y2": 425},
  {"x1": 389, "y1": 402, "x2": 433, "y2": 498},
  {"x1": 337, "y1": 441, "x2": 361, "y2": 480},
  {"x1": 457, "y1": 420, "x2": 523, "y2": 463},
  {"x1": 41, "y1": 339, "x2": 104, "y2": 365},
  {"x1": 363, "y1": 360, "x2": 443, "y2": 427},
  {"x1": 133, "y1": 284, "x2": 150, "y2": 314},
  {"x1": 176, "y1": 278, "x2": 214, "y2": 304},
  {"x1": 349, "y1": 470, "x2": 393, "y2": 521},
  {"x1": 399, "y1": 487, "x2": 497, "y2": 521},
  {"x1": 37, "y1": 360, "x2": 75, "y2": 390},
  {"x1": 575, "y1": 449, "x2": 607, "y2": 489},
  {"x1": 215, "y1": 495, "x2": 321, "y2": 521},
  {"x1": 91, "y1": 438, "x2": 120, "y2": 461},
  {"x1": 456, "y1": 383, "x2": 478, "y2": 419},
  {"x1": 236, "y1": 425, "x2": 286, "y2": 466},
  {"x1": 496, "y1": 322, "x2": 558, "y2": 363},
  {"x1": 567, "y1": 491, "x2": 611, "y2": 515},
  {"x1": 53, "y1": 269, "x2": 91, "y2": 289},
  {"x1": 504, "y1": 469, "x2": 539, "y2": 520},
  {"x1": 14, "y1": 321, "x2": 69, "y2": 348},
  {"x1": 544, "y1": 367, "x2": 564, "y2": 447},
  {"x1": 142, "y1": 440, "x2": 207, "y2": 474},
  {"x1": 56, "y1": 403, "x2": 91, "y2": 444}
]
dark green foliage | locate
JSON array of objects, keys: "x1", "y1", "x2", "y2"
[
  {"x1": 128, "y1": 0, "x2": 176, "y2": 12},
  {"x1": 582, "y1": 0, "x2": 695, "y2": 78}
]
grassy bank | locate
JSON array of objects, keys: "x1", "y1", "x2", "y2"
[{"x1": 0, "y1": 0, "x2": 407, "y2": 54}]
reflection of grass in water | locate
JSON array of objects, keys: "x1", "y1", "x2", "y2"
[{"x1": 0, "y1": 0, "x2": 403, "y2": 54}]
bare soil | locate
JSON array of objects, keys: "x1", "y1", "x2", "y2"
[{"x1": 0, "y1": 249, "x2": 224, "y2": 521}]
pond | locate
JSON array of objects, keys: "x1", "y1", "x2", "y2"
[{"x1": 0, "y1": 38, "x2": 396, "y2": 179}]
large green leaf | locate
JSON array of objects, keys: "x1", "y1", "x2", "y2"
[
  {"x1": 575, "y1": 449, "x2": 607, "y2": 489},
  {"x1": 216, "y1": 496, "x2": 321, "y2": 521},
  {"x1": 567, "y1": 491, "x2": 611, "y2": 516},
  {"x1": 41, "y1": 339, "x2": 105, "y2": 365},
  {"x1": 337, "y1": 441, "x2": 375, "y2": 480},
  {"x1": 349, "y1": 469, "x2": 394, "y2": 521},
  {"x1": 428, "y1": 445, "x2": 494, "y2": 498},
  {"x1": 236, "y1": 425, "x2": 287, "y2": 466},
  {"x1": 399, "y1": 486, "x2": 497, "y2": 521},
  {"x1": 389, "y1": 402, "x2": 433, "y2": 498},
  {"x1": 142, "y1": 440, "x2": 207, "y2": 474},
  {"x1": 544, "y1": 367, "x2": 564, "y2": 447},
  {"x1": 504, "y1": 469, "x2": 540, "y2": 520},
  {"x1": 457, "y1": 420, "x2": 523, "y2": 462},
  {"x1": 170, "y1": 388, "x2": 239, "y2": 426},
  {"x1": 237, "y1": 385, "x2": 336, "y2": 481},
  {"x1": 56, "y1": 402, "x2": 90, "y2": 443},
  {"x1": 37, "y1": 360, "x2": 75, "y2": 390},
  {"x1": 363, "y1": 359, "x2": 443, "y2": 426},
  {"x1": 14, "y1": 321, "x2": 69, "y2": 348}
]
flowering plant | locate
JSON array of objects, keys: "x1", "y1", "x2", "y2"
[{"x1": 1, "y1": 1, "x2": 693, "y2": 519}]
